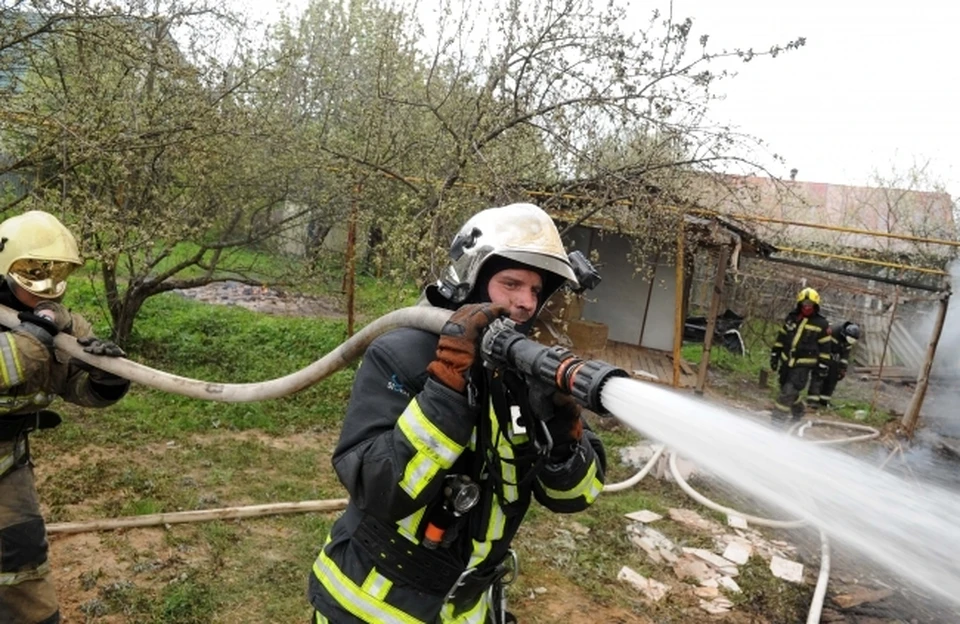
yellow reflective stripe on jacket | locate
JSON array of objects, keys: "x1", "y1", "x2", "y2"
[
  {"x1": 539, "y1": 459, "x2": 602, "y2": 502},
  {"x1": 0, "y1": 560, "x2": 50, "y2": 586},
  {"x1": 396, "y1": 508, "x2": 426, "y2": 544},
  {"x1": 438, "y1": 589, "x2": 492, "y2": 623},
  {"x1": 398, "y1": 400, "x2": 465, "y2": 498},
  {"x1": 361, "y1": 568, "x2": 393, "y2": 601},
  {"x1": 313, "y1": 548, "x2": 425, "y2": 624},
  {"x1": 0, "y1": 333, "x2": 24, "y2": 387},
  {"x1": 789, "y1": 319, "x2": 807, "y2": 353}
]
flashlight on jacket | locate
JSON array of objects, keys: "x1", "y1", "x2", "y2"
[
  {"x1": 422, "y1": 475, "x2": 481, "y2": 550},
  {"x1": 479, "y1": 317, "x2": 627, "y2": 415}
]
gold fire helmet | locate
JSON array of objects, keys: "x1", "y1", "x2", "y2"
[{"x1": 0, "y1": 211, "x2": 82, "y2": 299}]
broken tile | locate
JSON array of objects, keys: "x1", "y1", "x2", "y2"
[
  {"x1": 770, "y1": 555, "x2": 804, "y2": 583},
  {"x1": 832, "y1": 587, "x2": 894, "y2": 609},
  {"x1": 727, "y1": 515, "x2": 749, "y2": 529},
  {"x1": 683, "y1": 548, "x2": 740, "y2": 576},
  {"x1": 699, "y1": 597, "x2": 734, "y2": 614},
  {"x1": 695, "y1": 586, "x2": 720, "y2": 598},
  {"x1": 617, "y1": 566, "x2": 670, "y2": 602},
  {"x1": 668, "y1": 508, "x2": 724, "y2": 534},
  {"x1": 629, "y1": 535, "x2": 662, "y2": 563},
  {"x1": 673, "y1": 555, "x2": 719, "y2": 585},
  {"x1": 717, "y1": 576, "x2": 742, "y2": 593},
  {"x1": 625, "y1": 510, "x2": 663, "y2": 523},
  {"x1": 722, "y1": 540, "x2": 752, "y2": 565}
]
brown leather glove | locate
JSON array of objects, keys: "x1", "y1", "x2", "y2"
[
  {"x1": 33, "y1": 301, "x2": 74, "y2": 334},
  {"x1": 426, "y1": 303, "x2": 508, "y2": 394}
]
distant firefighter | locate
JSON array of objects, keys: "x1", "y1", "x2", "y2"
[
  {"x1": 769, "y1": 287, "x2": 832, "y2": 426},
  {"x1": 808, "y1": 321, "x2": 861, "y2": 408}
]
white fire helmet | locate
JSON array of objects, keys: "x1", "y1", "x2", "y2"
[{"x1": 435, "y1": 203, "x2": 577, "y2": 304}]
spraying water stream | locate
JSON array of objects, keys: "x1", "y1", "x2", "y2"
[{"x1": 601, "y1": 376, "x2": 960, "y2": 612}]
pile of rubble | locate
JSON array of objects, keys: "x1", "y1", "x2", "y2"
[
  {"x1": 173, "y1": 280, "x2": 344, "y2": 318},
  {"x1": 617, "y1": 507, "x2": 804, "y2": 615}
]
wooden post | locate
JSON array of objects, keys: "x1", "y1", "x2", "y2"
[
  {"x1": 870, "y1": 287, "x2": 899, "y2": 416},
  {"x1": 902, "y1": 289, "x2": 951, "y2": 435},
  {"x1": 344, "y1": 181, "x2": 362, "y2": 337},
  {"x1": 695, "y1": 245, "x2": 730, "y2": 395},
  {"x1": 672, "y1": 223, "x2": 685, "y2": 388},
  {"x1": 47, "y1": 499, "x2": 349, "y2": 535}
]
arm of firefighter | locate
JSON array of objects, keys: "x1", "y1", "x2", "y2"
[
  {"x1": 332, "y1": 330, "x2": 478, "y2": 522},
  {"x1": 0, "y1": 329, "x2": 52, "y2": 390},
  {"x1": 771, "y1": 317, "x2": 788, "y2": 361},
  {"x1": 839, "y1": 339, "x2": 852, "y2": 374},
  {"x1": 60, "y1": 314, "x2": 130, "y2": 407},
  {"x1": 532, "y1": 428, "x2": 605, "y2": 513},
  {"x1": 818, "y1": 324, "x2": 833, "y2": 366}
]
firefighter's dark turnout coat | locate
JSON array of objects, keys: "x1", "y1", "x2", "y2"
[
  {"x1": 308, "y1": 326, "x2": 605, "y2": 623},
  {"x1": 770, "y1": 308, "x2": 832, "y2": 418}
]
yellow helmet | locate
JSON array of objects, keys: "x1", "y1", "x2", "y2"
[
  {"x1": 0, "y1": 211, "x2": 82, "y2": 299},
  {"x1": 797, "y1": 287, "x2": 820, "y2": 305}
]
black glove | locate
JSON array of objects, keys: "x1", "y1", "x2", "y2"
[
  {"x1": 527, "y1": 377, "x2": 583, "y2": 459},
  {"x1": 769, "y1": 353, "x2": 780, "y2": 372},
  {"x1": 77, "y1": 336, "x2": 126, "y2": 357},
  {"x1": 837, "y1": 368, "x2": 846, "y2": 380},
  {"x1": 426, "y1": 303, "x2": 508, "y2": 394}
]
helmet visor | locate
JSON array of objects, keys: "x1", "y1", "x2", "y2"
[{"x1": 8, "y1": 259, "x2": 76, "y2": 298}]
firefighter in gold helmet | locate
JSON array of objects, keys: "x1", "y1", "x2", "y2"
[
  {"x1": 0, "y1": 211, "x2": 129, "y2": 624},
  {"x1": 768, "y1": 287, "x2": 832, "y2": 427},
  {"x1": 307, "y1": 204, "x2": 606, "y2": 624}
]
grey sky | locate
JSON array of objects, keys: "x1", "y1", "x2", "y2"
[
  {"x1": 242, "y1": 0, "x2": 960, "y2": 198},
  {"x1": 670, "y1": 1, "x2": 960, "y2": 196}
]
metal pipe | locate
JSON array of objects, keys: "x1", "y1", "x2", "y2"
[
  {"x1": 763, "y1": 255, "x2": 944, "y2": 292},
  {"x1": 775, "y1": 246, "x2": 947, "y2": 276}
]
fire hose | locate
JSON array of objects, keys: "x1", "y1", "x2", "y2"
[{"x1": 10, "y1": 302, "x2": 873, "y2": 621}]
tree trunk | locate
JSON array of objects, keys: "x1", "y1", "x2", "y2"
[{"x1": 110, "y1": 286, "x2": 150, "y2": 345}]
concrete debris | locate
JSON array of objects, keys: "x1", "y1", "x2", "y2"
[
  {"x1": 667, "y1": 508, "x2": 725, "y2": 534},
  {"x1": 699, "y1": 597, "x2": 734, "y2": 614},
  {"x1": 673, "y1": 555, "x2": 720, "y2": 585},
  {"x1": 721, "y1": 540, "x2": 752, "y2": 565},
  {"x1": 717, "y1": 576, "x2": 742, "y2": 593},
  {"x1": 832, "y1": 587, "x2": 894, "y2": 609},
  {"x1": 624, "y1": 510, "x2": 663, "y2": 524},
  {"x1": 682, "y1": 548, "x2": 739, "y2": 576},
  {"x1": 617, "y1": 566, "x2": 670, "y2": 602},
  {"x1": 618, "y1": 444, "x2": 657, "y2": 469},
  {"x1": 770, "y1": 555, "x2": 804, "y2": 583},
  {"x1": 727, "y1": 515, "x2": 749, "y2": 529},
  {"x1": 694, "y1": 586, "x2": 719, "y2": 598},
  {"x1": 627, "y1": 524, "x2": 680, "y2": 564}
]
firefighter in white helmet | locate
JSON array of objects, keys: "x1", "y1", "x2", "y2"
[
  {"x1": 307, "y1": 203, "x2": 606, "y2": 624},
  {"x1": 0, "y1": 211, "x2": 129, "y2": 624}
]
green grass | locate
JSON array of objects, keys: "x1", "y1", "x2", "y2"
[{"x1": 34, "y1": 261, "x2": 843, "y2": 623}]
